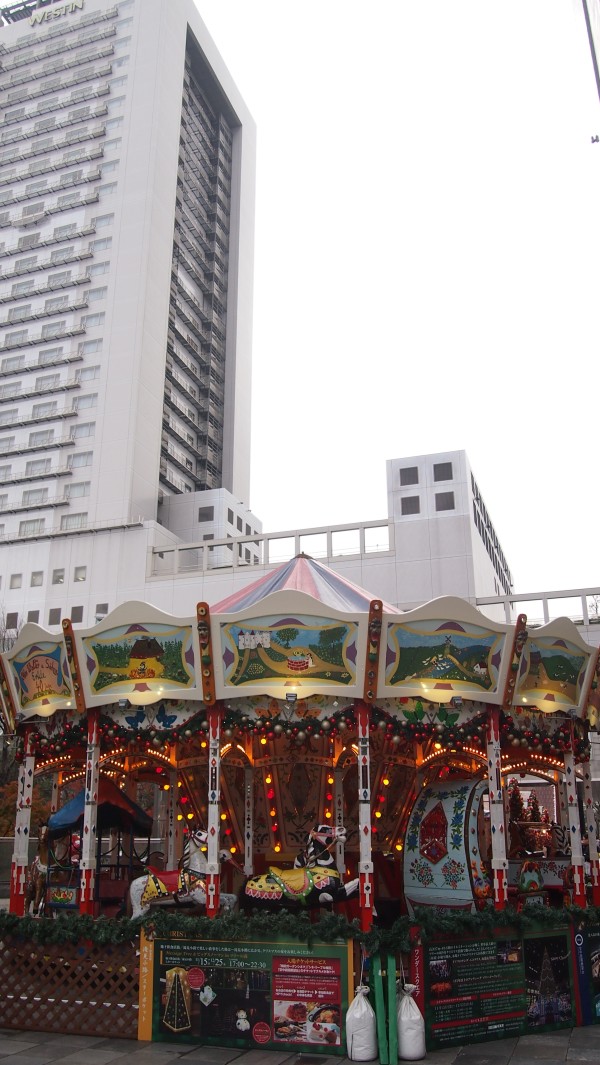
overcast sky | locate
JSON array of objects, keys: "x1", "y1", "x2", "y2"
[{"x1": 196, "y1": 1, "x2": 600, "y2": 596}]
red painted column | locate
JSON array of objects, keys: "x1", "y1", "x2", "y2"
[
  {"x1": 356, "y1": 700, "x2": 374, "y2": 931},
  {"x1": 79, "y1": 708, "x2": 100, "y2": 915},
  {"x1": 205, "y1": 705, "x2": 223, "y2": 918},
  {"x1": 9, "y1": 729, "x2": 35, "y2": 914},
  {"x1": 486, "y1": 706, "x2": 508, "y2": 910}
]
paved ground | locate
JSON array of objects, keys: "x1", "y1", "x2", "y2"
[{"x1": 0, "y1": 1026, "x2": 598, "y2": 1065}]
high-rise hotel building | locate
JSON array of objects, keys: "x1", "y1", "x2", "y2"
[{"x1": 0, "y1": 0, "x2": 259, "y2": 629}]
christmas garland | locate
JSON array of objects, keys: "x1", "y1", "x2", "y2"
[{"x1": 1, "y1": 904, "x2": 599, "y2": 954}]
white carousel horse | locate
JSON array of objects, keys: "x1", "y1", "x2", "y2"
[
  {"x1": 129, "y1": 826, "x2": 237, "y2": 919},
  {"x1": 243, "y1": 823, "x2": 359, "y2": 909},
  {"x1": 24, "y1": 823, "x2": 50, "y2": 917}
]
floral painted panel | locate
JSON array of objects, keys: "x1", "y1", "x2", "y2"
[
  {"x1": 220, "y1": 614, "x2": 358, "y2": 688},
  {"x1": 386, "y1": 619, "x2": 505, "y2": 695}
]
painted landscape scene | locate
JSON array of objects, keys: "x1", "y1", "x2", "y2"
[
  {"x1": 222, "y1": 616, "x2": 357, "y2": 687},
  {"x1": 386, "y1": 622, "x2": 504, "y2": 691},
  {"x1": 84, "y1": 624, "x2": 195, "y2": 693}
]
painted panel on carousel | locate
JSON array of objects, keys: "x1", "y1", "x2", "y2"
[
  {"x1": 513, "y1": 631, "x2": 591, "y2": 713},
  {"x1": 218, "y1": 614, "x2": 358, "y2": 693},
  {"x1": 383, "y1": 618, "x2": 505, "y2": 700},
  {"x1": 404, "y1": 779, "x2": 492, "y2": 914},
  {"x1": 1, "y1": 624, "x2": 73, "y2": 720},
  {"x1": 81, "y1": 621, "x2": 197, "y2": 706}
]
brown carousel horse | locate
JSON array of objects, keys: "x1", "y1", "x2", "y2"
[{"x1": 24, "y1": 823, "x2": 50, "y2": 917}]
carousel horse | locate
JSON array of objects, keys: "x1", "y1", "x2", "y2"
[
  {"x1": 129, "y1": 826, "x2": 237, "y2": 919},
  {"x1": 24, "y1": 823, "x2": 50, "y2": 917},
  {"x1": 242, "y1": 824, "x2": 359, "y2": 909}
]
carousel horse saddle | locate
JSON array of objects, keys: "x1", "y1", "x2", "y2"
[
  {"x1": 246, "y1": 865, "x2": 340, "y2": 901},
  {"x1": 140, "y1": 866, "x2": 205, "y2": 906}
]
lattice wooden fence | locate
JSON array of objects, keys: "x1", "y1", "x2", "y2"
[{"x1": 0, "y1": 935, "x2": 139, "y2": 1038}]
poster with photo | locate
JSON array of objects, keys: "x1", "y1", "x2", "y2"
[
  {"x1": 138, "y1": 931, "x2": 351, "y2": 1056},
  {"x1": 523, "y1": 932, "x2": 575, "y2": 1031}
]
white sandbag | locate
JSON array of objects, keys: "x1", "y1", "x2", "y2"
[
  {"x1": 397, "y1": 982, "x2": 426, "y2": 1061},
  {"x1": 346, "y1": 984, "x2": 378, "y2": 1061}
]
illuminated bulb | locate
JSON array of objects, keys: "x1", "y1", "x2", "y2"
[
  {"x1": 163, "y1": 784, "x2": 170, "y2": 791},
  {"x1": 220, "y1": 813, "x2": 227, "y2": 821},
  {"x1": 327, "y1": 776, "x2": 334, "y2": 785},
  {"x1": 200, "y1": 741, "x2": 207, "y2": 748},
  {"x1": 270, "y1": 808, "x2": 277, "y2": 817},
  {"x1": 325, "y1": 810, "x2": 332, "y2": 819},
  {"x1": 187, "y1": 812, "x2": 193, "y2": 820},
  {"x1": 265, "y1": 774, "x2": 272, "y2": 784},
  {"x1": 177, "y1": 814, "x2": 183, "y2": 821},
  {"x1": 260, "y1": 737, "x2": 267, "y2": 745},
  {"x1": 274, "y1": 843, "x2": 281, "y2": 853},
  {"x1": 395, "y1": 843, "x2": 403, "y2": 852},
  {"x1": 230, "y1": 845, "x2": 237, "y2": 854},
  {"x1": 177, "y1": 781, "x2": 183, "y2": 788},
  {"x1": 375, "y1": 810, "x2": 382, "y2": 819},
  {"x1": 382, "y1": 777, "x2": 389, "y2": 786}
]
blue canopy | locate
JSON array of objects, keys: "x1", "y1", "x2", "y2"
[{"x1": 48, "y1": 777, "x2": 152, "y2": 837}]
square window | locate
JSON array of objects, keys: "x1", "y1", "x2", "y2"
[
  {"x1": 6, "y1": 612, "x2": 19, "y2": 630},
  {"x1": 433, "y1": 462, "x2": 453, "y2": 482},
  {"x1": 435, "y1": 491, "x2": 455, "y2": 512},
  {"x1": 52, "y1": 568, "x2": 65, "y2": 584},
  {"x1": 48, "y1": 607, "x2": 61, "y2": 626},
  {"x1": 30, "y1": 571, "x2": 43, "y2": 587},
  {"x1": 70, "y1": 606, "x2": 84, "y2": 623},
  {"x1": 96, "y1": 602, "x2": 108, "y2": 615},
  {"x1": 400, "y1": 466, "x2": 419, "y2": 487},
  {"x1": 401, "y1": 496, "x2": 420, "y2": 516},
  {"x1": 10, "y1": 573, "x2": 22, "y2": 589},
  {"x1": 27, "y1": 610, "x2": 40, "y2": 624},
  {"x1": 74, "y1": 565, "x2": 86, "y2": 581},
  {"x1": 197, "y1": 506, "x2": 214, "y2": 523}
]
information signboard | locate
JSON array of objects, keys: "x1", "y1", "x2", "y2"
[
  {"x1": 425, "y1": 936, "x2": 527, "y2": 1049},
  {"x1": 573, "y1": 927, "x2": 600, "y2": 1025},
  {"x1": 523, "y1": 931, "x2": 575, "y2": 1032},
  {"x1": 138, "y1": 931, "x2": 352, "y2": 1055}
]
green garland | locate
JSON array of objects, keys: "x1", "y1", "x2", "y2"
[{"x1": 2, "y1": 904, "x2": 599, "y2": 955}]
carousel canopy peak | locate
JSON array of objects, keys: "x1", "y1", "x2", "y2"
[{"x1": 212, "y1": 553, "x2": 397, "y2": 616}]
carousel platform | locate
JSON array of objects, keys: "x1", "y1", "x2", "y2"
[{"x1": 0, "y1": 1026, "x2": 598, "y2": 1065}]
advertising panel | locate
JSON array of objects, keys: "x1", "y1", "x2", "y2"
[{"x1": 139, "y1": 932, "x2": 351, "y2": 1056}]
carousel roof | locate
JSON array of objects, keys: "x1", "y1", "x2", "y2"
[
  {"x1": 48, "y1": 776, "x2": 152, "y2": 837},
  {"x1": 213, "y1": 553, "x2": 396, "y2": 614}
]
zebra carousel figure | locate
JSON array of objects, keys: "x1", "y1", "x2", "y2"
[
  {"x1": 129, "y1": 826, "x2": 237, "y2": 919},
  {"x1": 242, "y1": 823, "x2": 359, "y2": 910}
]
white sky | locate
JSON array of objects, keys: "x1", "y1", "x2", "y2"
[{"x1": 195, "y1": 0, "x2": 600, "y2": 595}]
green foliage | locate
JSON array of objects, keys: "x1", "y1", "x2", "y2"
[
  {"x1": 273, "y1": 628, "x2": 299, "y2": 649},
  {"x1": 1, "y1": 905, "x2": 599, "y2": 955}
]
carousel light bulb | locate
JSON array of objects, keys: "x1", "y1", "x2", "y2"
[
  {"x1": 325, "y1": 810, "x2": 332, "y2": 819},
  {"x1": 260, "y1": 737, "x2": 267, "y2": 745},
  {"x1": 327, "y1": 776, "x2": 334, "y2": 785},
  {"x1": 220, "y1": 813, "x2": 227, "y2": 821},
  {"x1": 201, "y1": 741, "x2": 207, "y2": 748},
  {"x1": 163, "y1": 784, "x2": 170, "y2": 791},
  {"x1": 187, "y1": 812, "x2": 193, "y2": 820},
  {"x1": 270, "y1": 808, "x2": 277, "y2": 817},
  {"x1": 382, "y1": 777, "x2": 390, "y2": 786},
  {"x1": 230, "y1": 845, "x2": 237, "y2": 854},
  {"x1": 375, "y1": 810, "x2": 382, "y2": 819},
  {"x1": 177, "y1": 781, "x2": 182, "y2": 788},
  {"x1": 395, "y1": 843, "x2": 403, "y2": 852},
  {"x1": 274, "y1": 843, "x2": 281, "y2": 853},
  {"x1": 266, "y1": 774, "x2": 272, "y2": 785}
]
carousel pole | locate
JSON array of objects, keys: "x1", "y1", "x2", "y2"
[
  {"x1": 486, "y1": 706, "x2": 508, "y2": 910},
  {"x1": 582, "y1": 746, "x2": 600, "y2": 906},
  {"x1": 243, "y1": 765, "x2": 254, "y2": 875},
  {"x1": 205, "y1": 704, "x2": 223, "y2": 917},
  {"x1": 9, "y1": 728, "x2": 35, "y2": 914},
  {"x1": 79, "y1": 707, "x2": 101, "y2": 915},
  {"x1": 356, "y1": 699, "x2": 374, "y2": 931},
  {"x1": 564, "y1": 718, "x2": 586, "y2": 908},
  {"x1": 334, "y1": 765, "x2": 346, "y2": 875},
  {"x1": 50, "y1": 771, "x2": 61, "y2": 816},
  {"x1": 166, "y1": 768, "x2": 179, "y2": 868},
  {"x1": 491, "y1": 612, "x2": 528, "y2": 911}
]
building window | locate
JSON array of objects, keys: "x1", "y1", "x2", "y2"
[
  {"x1": 32, "y1": 401, "x2": 57, "y2": 419},
  {"x1": 96, "y1": 602, "x2": 108, "y2": 616},
  {"x1": 26, "y1": 458, "x2": 51, "y2": 476},
  {"x1": 6, "y1": 612, "x2": 19, "y2": 630},
  {"x1": 9, "y1": 573, "x2": 22, "y2": 589},
  {"x1": 19, "y1": 519, "x2": 45, "y2": 536},
  {"x1": 72, "y1": 394, "x2": 97, "y2": 411},
  {"x1": 0, "y1": 437, "x2": 15, "y2": 454},
  {"x1": 29, "y1": 429, "x2": 54, "y2": 446},
  {"x1": 0, "y1": 409, "x2": 18, "y2": 427},
  {"x1": 236, "y1": 515, "x2": 242, "y2": 532},
  {"x1": 30, "y1": 571, "x2": 43, "y2": 587},
  {"x1": 60, "y1": 512, "x2": 87, "y2": 530},
  {"x1": 198, "y1": 506, "x2": 214, "y2": 523},
  {"x1": 433, "y1": 462, "x2": 453, "y2": 482},
  {"x1": 74, "y1": 565, "x2": 86, "y2": 581},
  {"x1": 70, "y1": 606, "x2": 84, "y2": 623},
  {"x1": 70, "y1": 423, "x2": 95, "y2": 440},
  {"x1": 52, "y1": 568, "x2": 65, "y2": 584},
  {"x1": 401, "y1": 496, "x2": 420, "y2": 516},
  {"x1": 67, "y1": 451, "x2": 92, "y2": 469},
  {"x1": 435, "y1": 491, "x2": 455, "y2": 512},
  {"x1": 0, "y1": 466, "x2": 11, "y2": 481},
  {"x1": 27, "y1": 610, "x2": 40, "y2": 624},
  {"x1": 400, "y1": 466, "x2": 418, "y2": 486},
  {"x1": 48, "y1": 607, "x2": 61, "y2": 626},
  {"x1": 23, "y1": 488, "x2": 48, "y2": 506}
]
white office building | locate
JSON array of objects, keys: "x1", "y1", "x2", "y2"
[{"x1": 0, "y1": 0, "x2": 260, "y2": 630}]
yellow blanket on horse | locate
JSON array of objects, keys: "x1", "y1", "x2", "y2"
[{"x1": 246, "y1": 865, "x2": 340, "y2": 901}]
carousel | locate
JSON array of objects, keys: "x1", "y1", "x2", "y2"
[{"x1": 2, "y1": 553, "x2": 599, "y2": 929}]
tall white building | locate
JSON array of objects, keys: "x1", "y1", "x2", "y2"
[{"x1": 0, "y1": 0, "x2": 260, "y2": 630}]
